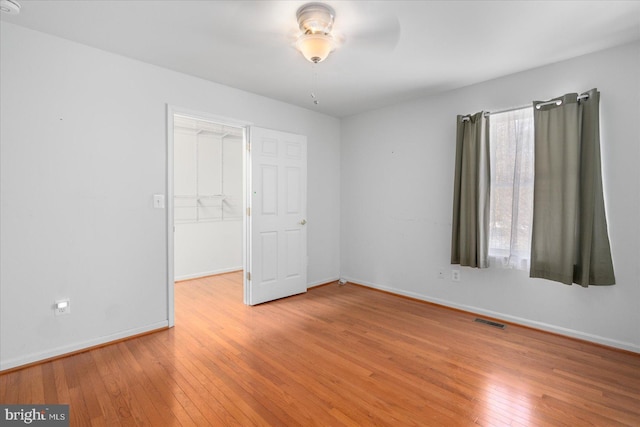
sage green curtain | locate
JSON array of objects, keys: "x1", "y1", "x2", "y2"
[
  {"x1": 451, "y1": 112, "x2": 490, "y2": 268},
  {"x1": 530, "y1": 88, "x2": 615, "y2": 286}
]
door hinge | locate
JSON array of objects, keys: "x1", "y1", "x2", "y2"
[
  {"x1": 246, "y1": 142, "x2": 251, "y2": 152},
  {"x1": 246, "y1": 272, "x2": 251, "y2": 281},
  {"x1": 246, "y1": 207, "x2": 251, "y2": 216}
]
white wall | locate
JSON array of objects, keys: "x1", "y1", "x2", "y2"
[
  {"x1": 174, "y1": 221, "x2": 242, "y2": 280},
  {"x1": 341, "y1": 41, "x2": 640, "y2": 352},
  {"x1": 0, "y1": 23, "x2": 341, "y2": 370}
]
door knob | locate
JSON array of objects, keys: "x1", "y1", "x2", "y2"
[{"x1": 299, "y1": 219, "x2": 307, "y2": 225}]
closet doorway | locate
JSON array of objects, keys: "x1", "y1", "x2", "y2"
[
  {"x1": 167, "y1": 108, "x2": 248, "y2": 324},
  {"x1": 166, "y1": 106, "x2": 308, "y2": 324}
]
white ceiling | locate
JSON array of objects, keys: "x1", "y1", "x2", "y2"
[{"x1": 2, "y1": 0, "x2": 640, "y2": 117}]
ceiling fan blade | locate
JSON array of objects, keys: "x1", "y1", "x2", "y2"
[
  {"x1": 198, "y1": 1, "x2": 300, "y2": 51},
  {"x1": 349, "y1": 18, "x2": 401, "y2": 50},
  {"x1": 335, "y1": 10, "x2": 401, "y2": 52}
]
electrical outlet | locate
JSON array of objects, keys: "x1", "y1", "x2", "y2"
[
  {"x1": 451, "y1": 270, "x2": 461, "y2": 282},
  {"x1": 54, "y1": 299, "x2": 70, "y2": 316},
  {"x1": 437, "y1": 270, "x2": 445, "y2": 279}
]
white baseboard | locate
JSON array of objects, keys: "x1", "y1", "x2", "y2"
[
  {"x1": 175, "y1": 266, "x2": 243, "y2": 281},
  {"x1": 307, "y1": 276, "x2": 340, "y2": 288},
  {"x1": 343, "y1": 276, "x2": 640, "y2": 354},
  {"x1": 0, "y1": 321, "x2": 169, "y2": 372}
]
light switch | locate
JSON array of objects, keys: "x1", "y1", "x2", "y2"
[{"x1": 153, "y1": 194, "x2": 165, "y2": 209}]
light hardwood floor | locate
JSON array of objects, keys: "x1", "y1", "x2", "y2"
[{"x1": 2, "y1": 271, "x2": 639, "y2": 426}]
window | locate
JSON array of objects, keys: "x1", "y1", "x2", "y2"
[{"x1": 488, "y1": 107, "x2": 534, "y2": 270}]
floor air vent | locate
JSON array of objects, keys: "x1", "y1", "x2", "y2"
[{"x1": 474, "y1": 318, "x2": 506, "y2": 329}]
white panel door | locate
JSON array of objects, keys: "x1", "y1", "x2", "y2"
[{"x1": 248, "y1": 127, "x2": 307, "y2": 305}]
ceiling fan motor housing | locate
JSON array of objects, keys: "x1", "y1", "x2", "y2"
[{"x1": 296, "y1": 2, "x2": 335, "y2": 34}]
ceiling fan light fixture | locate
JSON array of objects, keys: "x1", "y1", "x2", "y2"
[
  {"x1": 296, "y1": 33, "x2": 336, "y2": 63},
  {"x1": 295, "y1": 2, "x2": 337, "y2": 63}
]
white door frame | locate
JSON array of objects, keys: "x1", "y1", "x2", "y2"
[{"x1": 166, "y1": 105, "x2": 251, "y2": 326}]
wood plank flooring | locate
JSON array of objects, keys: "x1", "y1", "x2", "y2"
[{"x1": 2, "y1": 271, "x2": 639, "y2": 426}]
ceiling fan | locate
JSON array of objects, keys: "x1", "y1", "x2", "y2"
[
  {"x1": 294, "y1": 2, "x2": 400, "y2": 64},
  {"x1": 211, "y1": 2, "x2": 400, "y2": 65}
]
